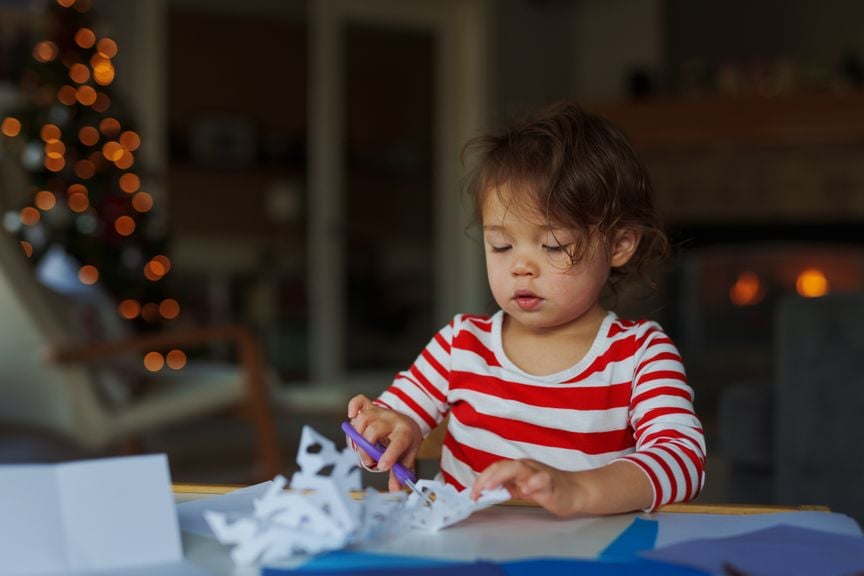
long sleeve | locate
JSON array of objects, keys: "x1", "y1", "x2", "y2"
[
  {"x1": 375, "y1": 317, "x2": 456, "y2": 437},
  {"x1": 614, "y1": 323, "x2": 706, "y2": 510}
]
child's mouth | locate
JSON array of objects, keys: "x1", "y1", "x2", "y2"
[{"x1": 514, "y1": 291, "x2": 542, "y2": 311}]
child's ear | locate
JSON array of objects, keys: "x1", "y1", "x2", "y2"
[{"x1": 609, "y1": 228, "x2": 640, "y2": 268}]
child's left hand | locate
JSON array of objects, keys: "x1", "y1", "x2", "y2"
[
  {"x1": 470, "y1": 458, "x2": 654, "y2": 517},
  {"x1": 469, "y1": 458, "x2": 584, "y2": 517}
]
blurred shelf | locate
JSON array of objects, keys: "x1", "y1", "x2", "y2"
[{"x1": 590, "y1": 91, "x2": 864, "y2": 151}]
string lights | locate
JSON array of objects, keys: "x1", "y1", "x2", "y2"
[{"x1": 0, "y1": 0, "x2": 185, "y2": 374}]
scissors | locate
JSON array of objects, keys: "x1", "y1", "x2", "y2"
[{"x1": 341, "y1": 420, "x2": 433, "y2": 504}]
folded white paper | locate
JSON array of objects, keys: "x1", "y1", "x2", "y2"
[
  {"x1": 0, "y1": 454, "x2": 189, "y2": 576},
  {"x1": 204, "y1": 426, "x2": 510, "y2": 565}
]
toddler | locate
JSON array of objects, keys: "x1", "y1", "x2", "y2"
[{"x1": 347, "y1": 102, "x2": 705, "y2": 516}]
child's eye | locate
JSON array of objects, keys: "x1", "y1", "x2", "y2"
[
  {"x1": 490, "y1": 245, "x2": 511, "y2": 253},
  {"x1": 543, "y1": 244, "x2": 571, "y2": 253}
]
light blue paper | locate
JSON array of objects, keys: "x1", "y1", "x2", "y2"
[{"x1": 654, "y1": 510, "x2": 862, "y2": 547}]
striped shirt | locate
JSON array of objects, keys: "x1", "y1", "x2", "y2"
[{"x1": 375, "y1": 310, "x2": 706, "y2": 511}]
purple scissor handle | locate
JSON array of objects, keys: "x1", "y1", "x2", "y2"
[{"x1": 341, "y1": 420, "x2": 431, "y2": 503}]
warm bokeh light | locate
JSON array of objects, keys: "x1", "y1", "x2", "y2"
[
  {"x1": 20, "y1": 207, "x2": 40, "y2": 226},
  {"x1": 78, "y1": 265, "x2": 99, "y2": 285},
  {"x1": 166, "y1": 349, "x2": 187, "y2": 370},
  {"x1": 33, "y1": 41, "x2": 58, "y2": 62},
  {"x1": 159, "y1": 298, "x2": 180, "y2": 320},
  {"x1": 729, "y1": 271, "x2": 764, "y2": 307},
  {"x1": 88, "y1": 150, "x2": 106, "y2": 170},
  {"x1": 1, "y1": 117, "x2": 21, "y2": 137},
  {"x1": 114, "y1": 215, "x2": 135, "y2": 236},
  {"x1": 79, "y1": 125, "x2": 100, "y2": 146},
  {"x1": 20, "y1": 241, "x2": 33, "y2": 258},
  {"x1": 44, "y1": 139, "x2": 65, "y2": 159},
  {"x1": 96, "y1": 38, "x2": 118, "y2": 58},
  {"x1": 102, "y1": 141, "x2": 123, "y2": 161},
  {"x1": 119, "y1": 131, "x2": 140, "y2": 151},
  {"x1": 141, "y1": 302, "x2": 160, "y2": 322},
  {"x1": 57, "y1": 85, "x2": 77, "y2": 105},
  {"x1": 74, "y1": 159, "x2": 96, "y2": 179},
  {"x1": 144, "y1": 260, "x2": 165, "y2": 281},
  {"x1": 131, "y1": 191, "x2": 153, "y2": 213},
  {"x1": 114, "y1": 150, "x2": 134, "y2": 169},
  {"x1": 143, "y1": 351, "x2": 164, "y2": 372},
  {"x1": 796, "y1": 268, "x2": 829, "y2": 298},
  {"x1": 92, "y1": 92, "x2": 111, "y2": 113},
  {"x1": 152, "y1": 254, "x2": 172, "y2": 273},
  {"x1": 99, "y1": 117, "x2": 121, "y2": 137},
  {"x1": 67, "y1": 183, "x2": 88, "y2": 195},
  {"x1": 44, "y1": 156, "x2": 66, "y2": 172},
  {"x1": 118, "y1": 299, "x2": 141, "y2": 319},
  {"x1": 68, "y1": 192, "x2": 89, "y2": 212},
  {"x1": 75, "y1": 27, "x2": 96, "y2": 48},
  {"x1": 119, "y1": 173, "x2": 140, "y2": 193},
  {"x1": 69, "y1": 63, "x2": 90, "y2": 84},
  {"x1": 76, "y1": 85, "x2": 97, "y2": 106},
  {"x1": 40, "y1": 124, "x2": 61, "y2": 141},
  {"x1": 35, "y1": 191, "x2": 57, "y2": 210},
  {"x1": 92, "y1": 60, "x2": 115, "y2": 86},
  {"x1": 57, "y1": 0, "x2": 76, "y2": 7}
]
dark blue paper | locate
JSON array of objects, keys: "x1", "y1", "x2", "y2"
[{"x1": 643, "y1": 524, "x2": 864, "y2": 576}]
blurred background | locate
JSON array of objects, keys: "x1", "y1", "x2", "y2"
[{"x1": 1, "y1": 0, "x2": 863, "y2": 521}]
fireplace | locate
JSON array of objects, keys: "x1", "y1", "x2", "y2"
[{"x1": 659, "y1": 222, "x2": 864, "y2": 413}]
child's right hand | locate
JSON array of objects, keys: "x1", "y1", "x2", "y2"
[{"x1": 347, "y1": 394, "x2": 423, "y2": 492}]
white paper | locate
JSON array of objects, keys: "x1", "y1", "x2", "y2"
[
  {"x1": 0, "y1": 454, "x2": 188, "y2": 576},
  {"x1": 177, "y1": 481, "x2": 274, "y2": 538},
  {"x1": 202, "y1": 426, "x2": 510, "y2": 566}
]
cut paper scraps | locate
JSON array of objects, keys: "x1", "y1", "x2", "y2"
[{"x1": 204, "y1": 426, "x2": 510, "y2": 565}]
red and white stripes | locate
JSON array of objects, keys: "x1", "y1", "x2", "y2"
[{"x1": 375, "y1": 312, "x2": 706, "y2": 510}]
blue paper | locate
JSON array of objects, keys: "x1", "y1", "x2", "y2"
[
  {"x1": 262, "y1": 550, "x2": 504, "y2": 575},
  {"x1": 654, "y1": 510, "x2": 862, "y2": 547},
  {"x1": 281, "y1": 550, "x2": 463, "y2": 571},
  {"x1": 263, "y1": 550, "x2": 709, "y2": 576},
  {"x1": 503, "y1": 558, "x2": 708, "y2": 575},
  {"x1": 599, "y1": 517, "x2": 659, "y2": 560},
  {"x1": 643, "y1": 524, "x2": 864, "y2": 576}
]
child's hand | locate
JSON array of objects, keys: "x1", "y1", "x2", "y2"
[
  {"x1": 471, "y1": 458, "x2": 654, "y2": 516},
  {"x1": 470, "y1": 459, "x2": 584, "y2": 517},
  {"x1": 347, "y1": 394, "x2": 423, "y2": 492}
]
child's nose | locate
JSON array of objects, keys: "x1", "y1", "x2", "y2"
[{"x1": 510, "y1": 254, "x2": 538, "y2": 276}]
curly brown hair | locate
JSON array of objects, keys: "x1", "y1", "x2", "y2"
[{"x1": 463, "y1": 101, "x2": 668, "y2": 287}]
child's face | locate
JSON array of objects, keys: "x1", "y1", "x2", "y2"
[{"x1": 481, "y1": 188, "x2": 614, "y2": 333}]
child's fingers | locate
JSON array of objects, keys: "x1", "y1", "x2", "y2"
[
  {"x1": 388, "y1": 470, "x2": 403, "y2": 493},
  {"x1": 355, "y1": 446, "x2": 377, "y2": 469},
  {"x1": 470, "y1": 460, "x2": 525, "y2": 499},
  {"x1": 377, "y1": 432, "x2": 412, "y2": 471},
  {"x1": 347, "y1": 394, "x2": 373, "y2": 418}
]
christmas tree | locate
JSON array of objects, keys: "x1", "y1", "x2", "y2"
[{"x1": 1, "y1": 0, "x2": 184, "y2": 372}]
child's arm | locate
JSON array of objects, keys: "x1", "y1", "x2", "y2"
[
  {"x1": 347, "y1": 394, "x2": 424, "y2": 492},
  {"x1": 469, "y1": 458, "x2": 653, "y2": 516}
]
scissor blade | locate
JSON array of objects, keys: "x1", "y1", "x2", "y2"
[{"x1": 405, "y1": 479, "x2": 434, "y2": 506}]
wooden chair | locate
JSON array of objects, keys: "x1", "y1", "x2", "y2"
[{"x1": 0, "y1": 231, "x2": 282, "y2": 480}]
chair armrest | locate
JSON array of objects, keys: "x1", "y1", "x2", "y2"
[
  {"x1": 47, "y1": 325, "x2": 257, "y2": 363},
  {"x1": 48, "y1": 324, "x2": 282, "y2": 478}
]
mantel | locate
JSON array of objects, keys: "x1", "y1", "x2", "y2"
[{"x1": 589, "y1": 91, "x2": 864, "y2": 151}]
